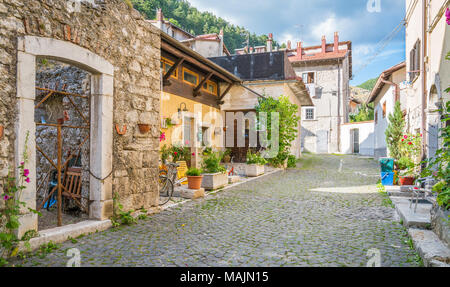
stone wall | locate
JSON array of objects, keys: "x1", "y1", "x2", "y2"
[{"x1": 0, "y1": 0, "x2": 161, "y2": 220}]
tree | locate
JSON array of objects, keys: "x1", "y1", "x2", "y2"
[
  {"x1": 350, "y1": 103, "x2": 374, "y2": 123},
  {"x1": 130, "y1": 0, "x2": 277, "y2": 52},
  {"x1": 385, "y1": 101, "x2": 405, "y2": 160},
  {"x1": 255, "y1": 95, "x2": 300, "y2": 166}
]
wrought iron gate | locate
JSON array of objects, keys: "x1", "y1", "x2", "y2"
[{"x1": 35, "y1": 86, "x2": 90, "y2": 227}]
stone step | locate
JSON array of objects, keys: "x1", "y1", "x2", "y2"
[
  {"x1": 391, "y1": 197, "x2": 432, "y2": 229},
  {"x1": 408, "y1": 228, "x2": 450, "y2": 267}
]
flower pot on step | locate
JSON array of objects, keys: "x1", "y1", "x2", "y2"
[
  {"x1": 245, "y1": 164, "x2": 265, "y2": 177},
  {"x1": 187, "y1": 176, "x2": 203, "y2": 190},
  {"x1": 399, "y1": 176, "x2": 415, "y2": 186},
  {"x1": 201, "y1": 172, "x2": 228, "y2": 190}
]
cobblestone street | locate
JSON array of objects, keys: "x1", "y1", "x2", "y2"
[{"x1": 15, "y1": 155, "x2": 420, "y2": 267}]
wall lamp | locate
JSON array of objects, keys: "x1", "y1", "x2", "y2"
[{"x1": 178, "y1": 102, "x2": 188, "y2": 118}]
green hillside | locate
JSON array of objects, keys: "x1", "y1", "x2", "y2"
[
  {"x1": 131, "y1": 0, "x2": 278, "y2": 53},
  {"x1": 357, "y1": 77, "x2": 378, "y2": 91}
]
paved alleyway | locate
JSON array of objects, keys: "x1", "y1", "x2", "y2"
[{"x1": 15, "y1": 155, "x2": 420, "y2": 267}]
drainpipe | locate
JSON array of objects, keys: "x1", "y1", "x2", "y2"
[
  {"x1": 381, "y1": 78, "x2": 400, "y2": 102},
  {"x1": 337, "y1": 59, "x2": 341, "y2": 152},
  {"x1": 421, "y1": 0, "x2": 428, "y2": 159}
]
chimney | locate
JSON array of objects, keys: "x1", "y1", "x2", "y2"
[
  {"x1": 156, "y1": 8, "x2": 164, "y2": 22},
  {"x1": 287, "y1": 40, "x2": 291, "y2": 50},
  {"x1": 219, "y1": 29, "x2": 224, "y2": 56},
  {"x1": 334, "y1": 32, "x2": 339, "y2": 52},
  {"x1": 266, "y1": 33, "x2": 273, "y2": 52},
  {"x1": 296, "y1": 42, "x2": 303, "y2": 60},
  {"x1": 321, "y1": 35, "x2": 326, "y2": 54}
]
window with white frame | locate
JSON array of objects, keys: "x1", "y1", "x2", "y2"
[
  {"x1": 304, "y1": 107, "x2": 315, "y2": 120},
  {"x1": 302, "y1": 72, "x2": 315, "y2": 84}
]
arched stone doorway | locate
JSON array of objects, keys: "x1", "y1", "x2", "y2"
[{"x1": 16, "y1": 36, "x2": 114, "y2": 236}]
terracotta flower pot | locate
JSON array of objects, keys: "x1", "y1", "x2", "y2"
[
  {"x1": 187, "y1": 176, "x2": 203, "y2": 190},
  {"x1": 138, "y1": 124, "x2": 150, "y2": 134},
  {"x1": 399, "y1": 176, "x2": 415, "y2": 186}
]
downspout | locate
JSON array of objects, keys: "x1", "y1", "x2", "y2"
[
  {"x1": 421, "y1": 0, "x2": 428, "y2": 159},
  {"x1": 337, "y1": 59, "x2": 341, "y2": 152},
  {"x1": 381, "y1": 78, "x2": 400, "y2": 102}
]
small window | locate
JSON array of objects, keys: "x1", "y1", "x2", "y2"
[
  {"x1": 305, "y1": 108, "x2": 315, "y2": 120},
  {"x1": 302, "y1": 72, "x2": 315, "y2": 84},
  {"x1": 202, "y1": 80, "x2": 217, "y2": 95},
  {"x1": 161, "y1": 57, "x2": 178, "y2": 78},
  {"x1": 409, "y1": 39, "x2": 421, "y2": 81},
  {"x1": 382, "y1": 102, "x2": 386, "y2": 118},
  {"x1": 183, "y1": 68, "x2": 199, "y2": 86}
]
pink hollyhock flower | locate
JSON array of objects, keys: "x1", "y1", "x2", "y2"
[
  {"x1": 446, "y1": 8, "x2": 450, "y2": 25},
  {"x1": 404, "y1": 135, "x2": 408, "y2": 139},
  {"x1": 23, "y1": 169, "x2": 30, "y2": 177},
  {"x1": 192, "y1": 153, "x2": 195, "y2": 156},
  {"x1": 420, "y1": 134, "x2": 423, "y2": 137},
  {"x1": 20, "y1": 162, "x2": 24, "y2": 166},
  {"x1": 3, "y1": 195, "x2": 10, "y2": 201},
  {"x1": 25, "y1": 177, "x2": 30, "y2": 183},
  {"x1": 185, "y1": 140, "x2": 190, "y2": 145},
  {"x1": 159, "y1": 132, "x2": 166, "y2": 142}
]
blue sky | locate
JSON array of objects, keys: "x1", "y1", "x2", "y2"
[{"x1": 188, "y1": 0, "x2": 406, "y2": 86}]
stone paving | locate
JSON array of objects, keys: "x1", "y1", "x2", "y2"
[{"x1": 13, "y1": 154, "x2": 421, "y2": 267}]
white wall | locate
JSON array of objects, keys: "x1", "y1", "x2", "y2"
[
  {"x1": 340, "y1": 121, "x2": 375, "y2": 156},
  {"x1": 293, "y1": 58, "x2": 350, "y2": 154}
]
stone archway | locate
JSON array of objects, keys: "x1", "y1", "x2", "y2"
[{"x1": 16, "y1": 36, "x2": 114, "y2": 236}]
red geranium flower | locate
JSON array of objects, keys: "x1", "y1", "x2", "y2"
[
  {"x1": 408, "y1": 142, "x2": 412, "y2": 145},
  {"x1": 192, "y1": 153, "x2": 195, "y2": 156},
  {"x1": 174, "y1": 152, "x2": 178, "y2": 155},
  {"x1": 401, "y1": 139, "x2": 405, "y2": 142}
]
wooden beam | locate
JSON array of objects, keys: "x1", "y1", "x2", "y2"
[
  {"x1": 194, "y1": 72, "x2": 213, "y2": 97},
  {"x1": 162, "y1": 41, "x2": 232, "y2": 84},
  {"x1": 218, "y1": 83, "x2": 233, "y2": 103},
  {"x1": 163, "y1": 57, "x2": 184, "y2": 86}
]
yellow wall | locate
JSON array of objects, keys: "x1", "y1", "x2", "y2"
[{"x1": 159, "y1": 92, "x2": 223, "y2": 157}]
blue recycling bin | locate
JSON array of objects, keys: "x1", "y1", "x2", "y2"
[
  {"x1": 379, "y1": 158, "x2": 394, "y2": 173},
  {"x1": 381, "y1": 172, "x2": 394, "y2": 186}
]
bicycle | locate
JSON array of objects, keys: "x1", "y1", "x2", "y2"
[{"x1": 159, "y1": 162, "x2": 181, "y2": 205}]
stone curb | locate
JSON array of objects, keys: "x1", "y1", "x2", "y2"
[{"x1": 18, "y1": 220, "x2": 112, "y2": 253}]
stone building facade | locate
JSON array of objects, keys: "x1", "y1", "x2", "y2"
[
  {"x1": 288, "y1": 33, "x2": 352, "y2": 154},
  {"x1": 0, "y1": 0, "x2": 161, "y2": 236}
]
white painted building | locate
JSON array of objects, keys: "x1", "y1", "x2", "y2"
[
  {"x1": 340, "y1": 121, "x2": 375, "y2": 156},
  {"x1": 404, "y1": 0, "x2": 450, "y2": 159},
  {"x1": 367, "y1": 62, "x2": 407, "y2": 159},
  {"x1": 287, "y1": 32, "x2": 352, "y2": 154}
]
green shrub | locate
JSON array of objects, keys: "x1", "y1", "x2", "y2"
[
  {"x1": 287, "y1": 155, "x2": 297, "y2": 168},
  {"x1": 202, "y1": 150, "x2": 226, "y2": 174},
  {"x1": 186, "y1": 167, "x2": 203, "y2": 177},
  {"x1": 246, "y1": 151, "x2": 268, "y2": 165}
]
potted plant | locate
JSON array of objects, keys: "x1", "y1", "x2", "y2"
[
  {"x1": 246, "y1": 150, "x2": 267, "y2": 177},
  {"x1": 186, "y1": 168, "x2": 203, "y2": 190},
  {"x1": 222, "y1": 148, "x2": 232, "y2": 163},
  {"x1": 201, "y1": 150, "x2": 228, "y2": 190},
  {"x1": 397, "y1": 133, "x2": 422, "y2": 186}
]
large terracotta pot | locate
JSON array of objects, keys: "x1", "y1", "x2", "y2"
[
  {"x1": 399, "y1": 176, "x2": 415, "y2": 186},
  {"x1": 187, "y1": 176, "x2": 203, "y2": 190}
]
